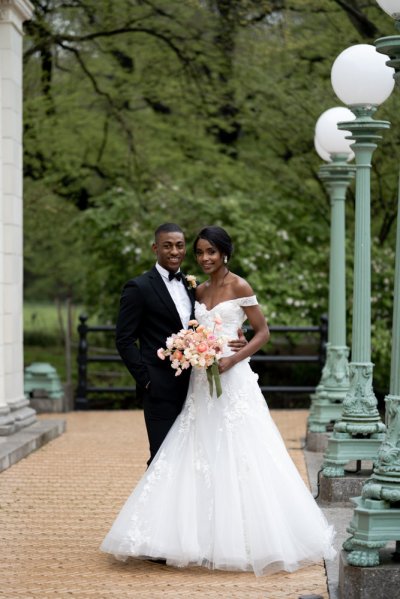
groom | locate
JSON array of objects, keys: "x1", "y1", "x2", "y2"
[{"x1": 116, "y1": 222, "x2": 245, "y2": 466}]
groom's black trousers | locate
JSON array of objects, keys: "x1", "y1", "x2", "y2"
[{"x1": 142, "y1": 387, "x2": 187, "y2": 467}]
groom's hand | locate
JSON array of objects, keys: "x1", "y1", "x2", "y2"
[{"x1": 228, "y1": 328, "x2": 248, "y2": 353}]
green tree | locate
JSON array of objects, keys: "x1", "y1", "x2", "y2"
[{"x1": 23, "y1": 0, "x2": 400, "y2": 392}]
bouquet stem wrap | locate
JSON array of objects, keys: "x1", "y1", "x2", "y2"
[{"x1": 207, "y1": 362, "x2": 222, "y2": 398}]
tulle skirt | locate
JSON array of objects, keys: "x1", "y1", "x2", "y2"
[{"x1": 100, "y1": 360, "x2": 335, "y2": 576}]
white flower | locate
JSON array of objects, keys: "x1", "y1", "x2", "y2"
[
  {"x1": 185, "y1": 274, "x2": 197, "y2": 289},
  {"x1": 277, "y1": 230, "x2": 289, "y2": 241}
]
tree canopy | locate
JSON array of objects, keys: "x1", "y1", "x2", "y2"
[{"x1": 23, "y1": 0, "x2": 400, "y2": 389}]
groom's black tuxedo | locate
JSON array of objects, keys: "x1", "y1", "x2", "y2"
[{"x1": 116, "y1": 265, "x2": 195, "y2": 464}]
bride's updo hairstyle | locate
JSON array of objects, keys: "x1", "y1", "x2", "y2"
[{"x1": 193, "y1": 226, "x2": 234, "y2": 261}]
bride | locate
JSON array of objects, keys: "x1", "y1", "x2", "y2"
[{"x1": 100, "y1": 225, "x2": 335, "y2": 576}]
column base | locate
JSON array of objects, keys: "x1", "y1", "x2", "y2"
[
  {"x1": 305, "y1": 430, "x2": 331, "y2": 452},
  {"x1": 318, "y1": 470, "x2": 371, "y2": 505},
  {"x1": 7, "y1": 395, "x2": 37, "y2": 430},
  {"x1": 308, "y1": 398, "x2": 343, "y2": 432},
  {"x1": 7, "y1": 394, "x2": 31, "y2": 410},
  {"x1": 0, "y1": 409, "x2": 16, "y2": 435},
  {"x1": 322, "y1": 434, "x2": 385, "y2": 477},
  {"x1": 12, "y1": 405, "x2": 37, "y2": 430},
  {"x1": 345, "y1": 496, "x2": 400, "y2": 563},
  {"x1": 339, "y1": 547, "x2": 399, "y2": 599}
]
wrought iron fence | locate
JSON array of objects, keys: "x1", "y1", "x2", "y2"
[{"x1": 75, "y1": 314, "x2": 328, "y2": 409}]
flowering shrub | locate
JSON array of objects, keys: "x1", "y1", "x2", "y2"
[{"x1": 157, "y1": 316, "x2": 226, "y2": 396}]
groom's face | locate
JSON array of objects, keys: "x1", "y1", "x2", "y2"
[{"x1": 152, "y1": 231, "x2": 186, "y2": 273}]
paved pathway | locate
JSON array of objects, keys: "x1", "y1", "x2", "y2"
[{"x1": 0, "y1": 410, "x2": 328, "y2": 599}]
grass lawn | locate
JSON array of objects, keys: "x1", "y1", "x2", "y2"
[
  {"x1": 23, "y1": 301, "x2": 86, "y2": 385},
  {"x1": 24, "y1": 301, "x2": 85, "y2": 340},
  {"x1": 23, "y1": 302, "x2": 123, "y2": 395}
]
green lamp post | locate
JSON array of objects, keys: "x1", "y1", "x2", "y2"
[
  {"x1": 322, "y1": 43, "x2": 395, "y2": 478},
  {"x1": 342, "y1": 1, "x2": 400, "y2": 568},
  {"x1": 307, "y1": 108, "x2": 355, "y2": 436}
]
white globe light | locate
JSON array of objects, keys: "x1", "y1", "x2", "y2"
[
  {"x1": 315, "y1": 107, "x2": 355, "y2": 160},
  {"x1": 331, "y1": 44, "x2": 395, "y2": 106},
  {"x1": 314, "y1": 136, "x2": 331, "y2": 162},
  {"x1": 376, "y1": 0, "x2": 400, "y2": 18}
]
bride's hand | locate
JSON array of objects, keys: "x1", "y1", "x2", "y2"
[{"x1": 218, "y1": 356, "x2": 237, "y2": 374}]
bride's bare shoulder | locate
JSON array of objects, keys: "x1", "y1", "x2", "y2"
[
  {"x1": 230, "y1": 274, "x2": 254, "y2": 299},
  {"x1": 195, "y1": 281, "x2": 208, "y2": 301}
]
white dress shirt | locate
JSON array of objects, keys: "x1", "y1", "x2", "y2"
[{"x1": 156, "y1": 263, "x2": 192, "y2": 329}]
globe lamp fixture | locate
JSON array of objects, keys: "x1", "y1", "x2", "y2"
[
  {"x1": 315, "y1": 107, "x2": 355, "y2": 161},
  {"x1": 331, "y1": 44, "x2": 395, "y2": 109},
  {"x1": 376, "y1": 0, "x2": 400, "y2": 22}
]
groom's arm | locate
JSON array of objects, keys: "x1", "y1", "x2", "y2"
[
  {"x1": 228, "y1": 328, "x2": 248, "y2": 352},
  {"x1": 116, "y1": 281, "x2": 150, "y2": 389}
]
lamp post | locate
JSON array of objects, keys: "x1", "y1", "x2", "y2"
[
  {"x1": 340, "y1": 3, "x2": 400, "y2": 570},
  {"x1": 322, "y1": 44, "x2": 394, "y2": 478},
  {"x1": 307, "y1": 108, "x2": 355, "y2": 438}
]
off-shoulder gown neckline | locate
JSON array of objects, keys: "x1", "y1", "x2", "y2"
[{"x1": 194, "y1": 295, "x2": 254, "y2": 313}]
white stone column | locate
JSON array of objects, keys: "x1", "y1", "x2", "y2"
[{"x1": 0, "y1": 0, "x2": 35, "y2": 433}]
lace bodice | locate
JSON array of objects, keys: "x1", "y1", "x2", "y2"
[{"x1": 195, "y1": 296, "x2": 258, "y2": 353}]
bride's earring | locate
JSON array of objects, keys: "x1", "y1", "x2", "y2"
[{"x1": 224, "y1": 256, "x2": 228, "y2": 264}]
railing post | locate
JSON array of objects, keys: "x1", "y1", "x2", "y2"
[
  {"x1": 75, "y1": 314, "x2": 89, "y2": 409},
  {"x1": 319, "y1": 313, "x2": 328, "y2": 366}
]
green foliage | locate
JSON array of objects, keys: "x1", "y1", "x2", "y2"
[
  {"x1": 78, "y1": 185, "x2": 331, "y2": 325},
  {"x1": 24, "y1": 182, "x2": 85, "y2": 301},
  {"x1": 22, "y1": 0, "x2": 400, "y2": 394}
]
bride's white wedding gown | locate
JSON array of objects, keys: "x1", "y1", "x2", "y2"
[{"x1": 100, "y1": 296, "x2": 335, "y2": 576}]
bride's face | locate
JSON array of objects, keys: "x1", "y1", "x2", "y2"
[{"x1": 195, "y1": 238, "x2": 224, "y2": 274}]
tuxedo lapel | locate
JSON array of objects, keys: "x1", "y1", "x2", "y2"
[{"x1": 148, "y1": 266, "x2": 183, "y2": 329}]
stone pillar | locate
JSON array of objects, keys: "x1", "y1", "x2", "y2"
[{"x1": 0, "y1": 0, "x2": 35, "y2": 433}]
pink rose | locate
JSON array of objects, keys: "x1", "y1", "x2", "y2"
[{"x1": 157, "y1": 348, "x2": 165, "y2": 360}]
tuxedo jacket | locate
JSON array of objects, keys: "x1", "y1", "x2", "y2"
[{"x1": 116, "y1": 266, "x2": 196, "y2": 400}]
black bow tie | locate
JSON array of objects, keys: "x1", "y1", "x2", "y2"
[{"x1": 168, "y1": 271, "x2": 182, "y2": 282}]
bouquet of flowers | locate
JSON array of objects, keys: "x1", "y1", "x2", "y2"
[{"x1": 157, "y1": 316, "x2": 226, "y2": 397}]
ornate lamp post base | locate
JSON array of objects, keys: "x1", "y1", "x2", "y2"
[
  {"x1": 308, "y1": 344, "x2": 350, "y2": 432},
  {"x1": 322, "y1": 438, "x2": 385, "y2": 478},
  {"x1": 344, "y1": 496, "x2": 400, "y2": 567},
  {"x1": 341, "y1": 393, "x2": 400, "y2": 565},
  {"x1": 323, "y1": 361, "x2": 386, "y2": 477}
]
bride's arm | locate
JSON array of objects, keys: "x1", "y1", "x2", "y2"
[
  {"x1": 218, "y1": 279, "x2": 270, "y2": 374},
  {"x1": 218, "y1": 305, "x2": 269, "y2": 373}
]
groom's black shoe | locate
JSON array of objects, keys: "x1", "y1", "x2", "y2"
[{"x1": 146, "y1": 558, "x2": 167, "y2": 565}]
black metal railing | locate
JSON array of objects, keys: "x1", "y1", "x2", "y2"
[{"x1": 75, "y1": 314, "x2": 327, "y2": 409}]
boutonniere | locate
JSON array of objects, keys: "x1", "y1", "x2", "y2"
[{"x1": 185, "y1": 274, "x2": 197, "y2": 289}]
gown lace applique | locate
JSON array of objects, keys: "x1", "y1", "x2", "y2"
[{"x1": 100, "y1": 295, "x2": 336, "y2": 576}]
